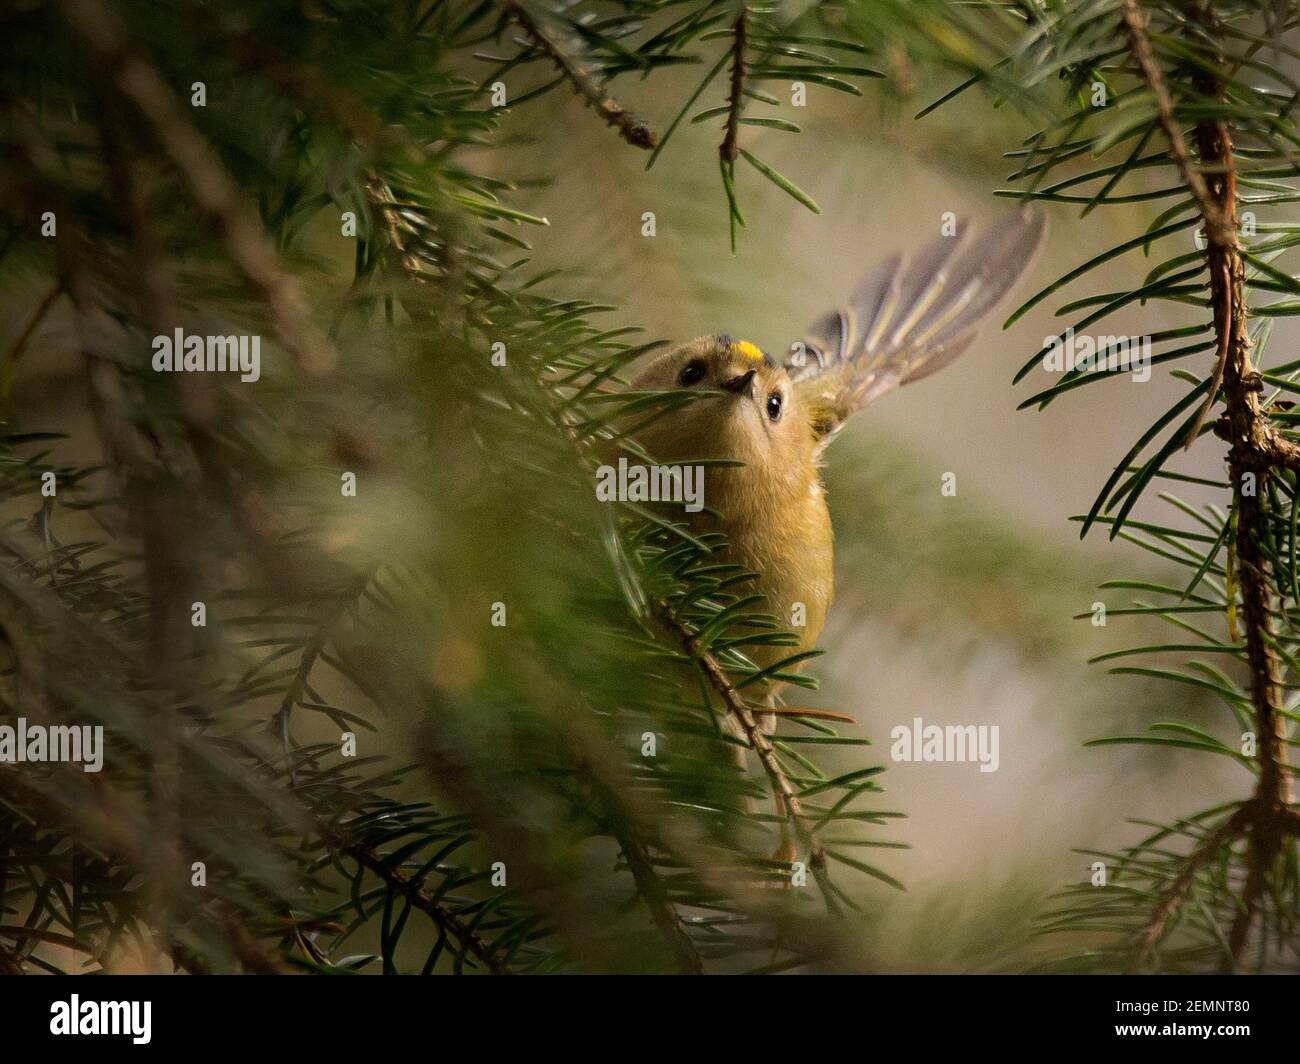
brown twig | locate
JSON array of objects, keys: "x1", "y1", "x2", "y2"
[
  {"x1": 655, "y1": 601, "x2": 819, "y2": 864},
  {"x1": 1122, "y1": 0, "x2": 1296, "y2": 972},
  {"x1": 1132, "y1": 805, "x2": 1249, "y2": 970},
  {"x1": 501, "y1": 0, "x2": 658, "y2": 150},
  {"x1": 720, "y1": 8, "x2": 748, "y2": 164},
  {"x1": 561, "y1": 713, "x2": 863, "y2": 968},
  {"x1": 1121, "y1": 0, "x2": 1230, "y2": 241},
  {"x1": 587, "y1": 785, "x2": 704, "y2": 975},
  {"x1": 335, "y1": 836, "x2": 508, "y2": 975},
  {"x1": 1121, "y1": 0, "x2": 1235, "y2": 448}
]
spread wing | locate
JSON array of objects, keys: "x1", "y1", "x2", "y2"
[{"x1": 789, "y1": 209, "x2": 1046, "y2": 447}]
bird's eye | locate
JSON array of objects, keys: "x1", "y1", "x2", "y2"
[
  {"x1": 766, "y1": 392, "x2": 783, "y2": 423},
  {"x1": 677, "y1": 359, "x2": 707, "y2": 387}
]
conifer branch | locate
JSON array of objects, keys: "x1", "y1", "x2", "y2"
[
  {"x1": 1123, "y1": 0, "x2": 1297, "y2": 971},
  {"x1": 366, "y1": 177, "x2": 434, "y2": 284},
  {"x1": 720, "y1": 7, "x2": 748, "y2": 165},
  {"x1": 1120, "y1": 0, "x2": 1230, "y2": 243},
  {"x1": 1121, "y1": 0, "x2": 1233, "y2": 448},
  {"x1": 59, "y1": 0, "x2": 340, "y2": 379},
  {"x1": 270, "y1": 569, "x2": 377, "y2": 753},
  {"x1": 258, "y1": 569, "x2": 511, "y2": 974},
  {"x1": 359, "y1": 171, "x2": 711, "y2": 970},
  {"x1": 200, "y1": 24, "x2": 434, "y2": 294},
  {"x1": 0, "y1": 763, "x2": 291, "y2": 973},
  {"x1": 1, "y1": 0, "x2": 899, "y2": 976},
  {"x1": 262, "y1": 572, "x2": 513, "y2": 974},
  {"x1": 189, "y1": 9, "x2": 388, "y2": 152},
  {"x1": 362, "y1": 206, "x2": 709, "y2": 972},
  {"x1": 655, "y1": 601, "x2": 820, "y2": 865},
  {"x1": 501, "y1": 0, "x2": 658, "y2": 150},
  {"x1": 561, "y1": 716, "x2": 848, "y2": 968},
  {"x1": 334, "y1": 835, "x2": 508, "y2": 975},
  {"x1": 1132, "y1": 805, "x2": 1249, "y2": 970},
  {"x1": 590, "y1": 789, "x2": 705, "y2": 975}
]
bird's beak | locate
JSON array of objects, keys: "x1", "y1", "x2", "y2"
[{"x1": 720, "y1": 368, "x2": 757, "y2": 396}]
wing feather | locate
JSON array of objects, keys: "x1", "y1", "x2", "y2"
[{"x1": 790, "y1": 209, "x2": 1046, "y2": 448}]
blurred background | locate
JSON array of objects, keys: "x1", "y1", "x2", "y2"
[
  {"x1": 475, "y1": 72, "x2": 1273, "y2": 968},
  {"x1": 2, "y1": 0, "x2": 1292, "y2": 974}
]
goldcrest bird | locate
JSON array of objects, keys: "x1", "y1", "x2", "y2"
[{"x1": 628, "y1": 211, "x2": 1046, "y2": 744}]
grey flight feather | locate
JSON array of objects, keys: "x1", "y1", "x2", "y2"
[{"x1": 789, "y1": 208, "x2": 1047, "y2": 446}]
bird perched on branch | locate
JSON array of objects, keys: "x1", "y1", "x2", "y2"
[{"x1": 629, "y1": 211, "x2": 1046, "y2": 737}]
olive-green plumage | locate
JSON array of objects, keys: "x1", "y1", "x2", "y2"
[
  {"x1": 630, "y1": 336, "x2": 834, "y2": 700},
  {"x1": 628, "y1": 211, "x2": 1046, "y2": 731}
]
